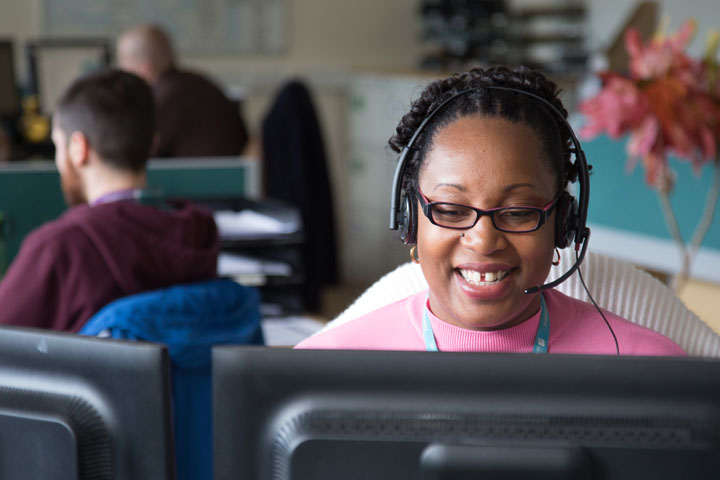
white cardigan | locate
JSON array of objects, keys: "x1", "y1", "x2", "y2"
[{"x1": 326, "y1": 249, "x2": 720, "y2": 357}]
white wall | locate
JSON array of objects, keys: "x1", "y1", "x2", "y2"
[
  {"x1": 586, "y1": 0, "x2": 720, "y2": 57},
  {"x1": 0, "y1": 0, "x2": 40, "y2": 82},
  {"x1": 0, "y1": 0, "x2": 422, "y2": 82}
]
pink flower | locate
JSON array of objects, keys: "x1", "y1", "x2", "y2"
[
  {"x1": 580, "y1": 76, "x2": 648, "y2": 138},
  {"x1": 626, "y1": 116, "x2": 659, "y2": 158},
  {"x1": 626, "y1": 21, "x2": 697, "y2": 80},
  {"x1": 580, "y1": 19, "x2": 720, "y2": 191}
]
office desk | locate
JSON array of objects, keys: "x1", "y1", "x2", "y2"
[{"x1": 0, "y1": 156, "x2": 259, "y2": 272}]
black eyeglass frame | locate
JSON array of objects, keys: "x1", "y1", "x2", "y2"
[{"x1": 416, "y1": 188, "x2": 561, "y2": 233}]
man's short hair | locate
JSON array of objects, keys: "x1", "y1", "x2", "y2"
[{"x1": 55, "y1": 68, "x2": 155, "y2": 172}]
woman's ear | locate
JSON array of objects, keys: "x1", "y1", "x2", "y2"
[{"x1": 67, "y1": 131, "x2": 90, "y2": 169}]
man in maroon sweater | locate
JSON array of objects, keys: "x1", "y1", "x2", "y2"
[
  {"x1": 116, "y1": 23, "x2": 248, "y2": 158},
  {"x1": 0, "y1": 68, "x2": 219, "y2": 332}
]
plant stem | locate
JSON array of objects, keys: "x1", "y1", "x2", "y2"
[
  {"x1": 656, "y1": 189, "x2": 689, "y2": 292},
  {"x1": 688, "y1": 157, "x2": 720, "y2": 267}
]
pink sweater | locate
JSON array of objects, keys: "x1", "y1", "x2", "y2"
[{"x1": 295, "y1": 289, "x2": 686, "y2": 356}]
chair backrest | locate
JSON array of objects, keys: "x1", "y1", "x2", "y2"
[
  {"x1": 325, "y1": 249, "x2": 720, "y2": 357},
  {"x1": 80, "y1": 278, "x2": 264, "y2": 480}
]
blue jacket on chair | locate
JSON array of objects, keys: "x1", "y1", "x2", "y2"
[{"x1": 80, "y1": 278, "x2": 264, "y2": 480}]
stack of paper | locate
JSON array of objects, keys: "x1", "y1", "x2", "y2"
[
  {"x1": 261, "y1": 316, "x2": 326, "y2": 347},
  {"x1": 217, "y1": 252, "x2": 292, "y2": 277},
  {"x1": 214, "y1": 209, "x2": 300, "y2": 239}
]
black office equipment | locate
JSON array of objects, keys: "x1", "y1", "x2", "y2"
[
  {"x1": 0, "y1": 39, "x2": 22, "y2": 160},
  {"x1": 213, "y1": 347, "x2": 720, "y2": 480},
  {"x1": 0, "y1": 326, "x2": 175, "y2": 479},
  {"x1": 418, "y1": 0, "x2": 587, "y2": 74},
  {"x1": 0, "y1": 39, "x2": 21, "y2": 118}
]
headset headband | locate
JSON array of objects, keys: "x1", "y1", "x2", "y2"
[{"x1": 388, "y1": 84, "x2": 591, "y2": 294}]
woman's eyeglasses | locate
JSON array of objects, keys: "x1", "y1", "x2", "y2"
[{"x1": 416, "y1": 188, "x2": 560, "y2": 233}]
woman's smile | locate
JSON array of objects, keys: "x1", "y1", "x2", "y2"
[
  {"x1": 457, "y1": 267, "x2": 511, "y2": 285},
  {"x1": 454, "y1": 264, "x2": 514, "y2": 301}
]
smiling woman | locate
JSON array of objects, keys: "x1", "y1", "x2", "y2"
[
  {"x1": 295, "y1": 66, "x2": 685, "y2": 356},
  {"x1": 416, "y1": 116, "x2": 557, "y2": 331}
]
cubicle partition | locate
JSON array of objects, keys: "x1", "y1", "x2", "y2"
[{"x1": 0, "y1": 157, "x2": 259, "y2": 272}]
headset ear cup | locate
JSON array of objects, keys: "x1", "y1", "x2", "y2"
[
  {"x1": 399, "y1": 192, "x2": 417, "y2": 245},
  {"x1": 554, "y1": 192, "x2": 578, "y2": 249}
]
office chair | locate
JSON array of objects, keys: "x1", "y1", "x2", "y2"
[
  {"x1": 323, "y1": 250, "x2": 720, "y2": 357},
  {"x1": 80, "y1": 278, "x2": 264, "y2": 480}
]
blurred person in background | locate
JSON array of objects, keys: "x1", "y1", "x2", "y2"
[{"x1": 116, "y1": 23, "x2": 249, "y2": 158}]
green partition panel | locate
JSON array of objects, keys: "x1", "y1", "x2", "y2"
[
  {"x1": 584, "y1": 135, "x2": 720, "y2": 249},
  {"x1": 0, "y1": 163, "x2": 65, "y2": 273},
  {"x1": 0, "y1": 157, "x2": 258, "y2": 272}
]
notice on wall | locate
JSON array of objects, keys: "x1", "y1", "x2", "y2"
[{"x1": 42, "y1": 0, "x2": 288, "y2": 55}]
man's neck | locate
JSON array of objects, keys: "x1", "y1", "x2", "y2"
[{"x1": 84, "y1": 169, "x2": 148, "y2": 205}]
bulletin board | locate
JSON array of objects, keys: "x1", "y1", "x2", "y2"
[{"x1": 41, "y1": 0, "x2": 288, "y2": 55}]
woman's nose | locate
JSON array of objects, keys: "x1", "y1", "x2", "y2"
[{"x1": 460, "y1": 214, "x2": 507, "y2": 254}]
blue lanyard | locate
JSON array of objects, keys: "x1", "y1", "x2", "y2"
[{"x1": 422, "y1": 293, "x2": 550, "y2": 353}]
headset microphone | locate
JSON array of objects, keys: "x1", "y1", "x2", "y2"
[
  {"x1": 524, "y1": 228, "x2": 590, "y2": 294},
  {"x1": 389, "y1": 85, "x2": 591, "y2": 294}
]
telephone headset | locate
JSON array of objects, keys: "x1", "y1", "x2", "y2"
[{"x1": 388, "y1": 85, "x2": 619, "y2": 353}]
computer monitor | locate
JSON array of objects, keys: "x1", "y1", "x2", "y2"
[
  {"x1": 0, "y1": 325, "x2": 175, "y2": 479},
  {"x1": 213, "y1": 347, "x2": 720, "y2": 480},
  {"x1": 0, "y1": 39, "x2": 21, "y2": 117}
]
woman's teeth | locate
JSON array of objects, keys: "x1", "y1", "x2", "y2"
[{"x1": 459, "y1": 269, "x2": 509, "y2": 285}]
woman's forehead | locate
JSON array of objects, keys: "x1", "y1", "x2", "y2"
[
  {"x1": 416, "y1": 120, "x2": 559, "y2": 201},
  {"x1": 422, "y1": 117, "x2": 550, "y2": 177}
]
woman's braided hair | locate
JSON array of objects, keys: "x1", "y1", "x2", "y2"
[{"x1": 388, "y1": 66, "x2": 581, "y2": 195}]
